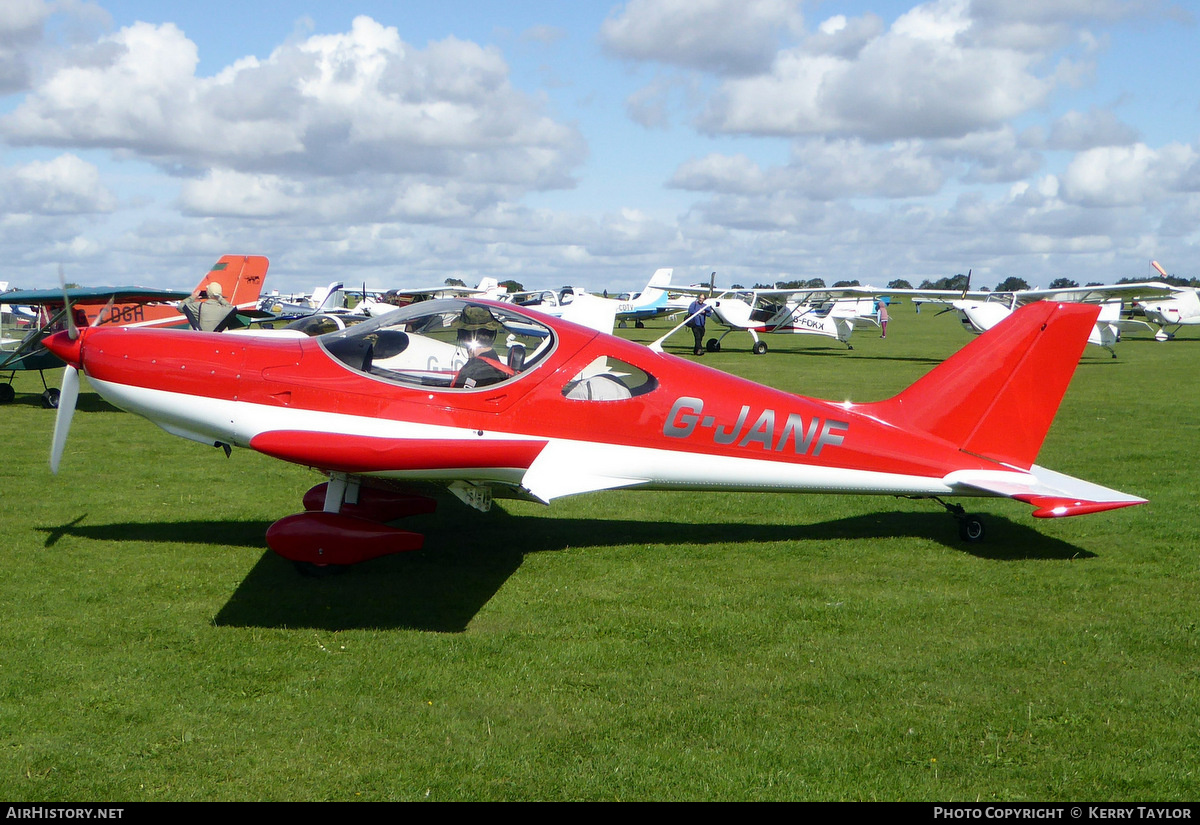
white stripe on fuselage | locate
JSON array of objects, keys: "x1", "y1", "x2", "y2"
[{"x1": 89, "y1": 378, "x2": 1010, "y2": 500}]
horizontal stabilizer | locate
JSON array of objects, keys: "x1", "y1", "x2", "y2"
[{"x1": 944, "y1": 465, "x2": 1146, "y2": 518}]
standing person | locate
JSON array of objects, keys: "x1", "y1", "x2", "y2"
[
  {"x1": 878, "y1": 298, "x2": 889, "y2": 339},
  {"x1": 183, "y1": 281, "x2": 234, "y2": 332},
  {"x1": 687, "y1": 294, "x2": 713, "y2": 356}
]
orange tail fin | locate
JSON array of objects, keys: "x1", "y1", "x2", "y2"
[
  {"x1": 197, "y1": 255, "x2": 269, "y2": 310},
  {"x1": 866, "y1": 302, "x2": 1099, "y2": 469}
]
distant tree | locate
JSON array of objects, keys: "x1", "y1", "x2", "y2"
[
  {"x1": 730, "y1": 283, "x2": 744, "y2": 289},
  {"x1": 804, "y1": 278, "x2": 826, "y2": 289},
  {"x1": 887, "y1": 279, "x2": 913, "y2": 290},
  {"x1": 1049, "y1": 278, "x2": 1079, "y2": 289},
  {"x1": 499, "y1": 279, "x2": 523, "y2": 294},
  {"x1": 444, "y1": 277, "x2": 467, "y2": 287},
  {"x1": 832, "y1": 279, "x2": 860, "y2": 287},
  {"x1": 995, "y1": 276, "x2": 1030, "y2": 292},
  {"x1": 917, "y1": 273, "x2": 971, "y2": 291},
  {"x1": 1124, "y1": 271, "x2": 1200, "y2": 287}
]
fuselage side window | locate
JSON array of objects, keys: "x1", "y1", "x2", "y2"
[{"x1": 562, "y1": 355, "x2": 657, "y2": 401}]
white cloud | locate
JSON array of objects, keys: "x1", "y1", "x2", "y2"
[
  {"x1": 2, "y1": 16, "x2": 587, "y2": 211},
  {"x1": 670, "y1": 139, "x2": 943, "y2": 200},
  {"x1": 0, "y1": 0, "x2": 51, "y2": 93},
  {"x1": 701, "y1": 0, "x2": 1055, "y2": 141},
  {"x1": 600, "y1": 0, "x2": 803, "y2": 75},
  {"x1": 1060, "y1": 142, "x2": 1199, "y2": 206},
  {"x1": 0, "y1": 153, "x2": 116, "y2": 215},
  {"x1": 1048, "y1": 108, "x2": 1141, "y2": 150}
]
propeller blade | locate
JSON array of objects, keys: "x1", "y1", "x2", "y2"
[
  {"x1": 92, "y1": 296, "x2": 115, "y2": 328},
  {"x1": 58, "y1": 263, "x2": 78, "y2": 340},
  {"x1": 50, "y1": 365, "x2": 79, "y2": 474},
  {"x1": 963, "y1": 269, "x2": 972, "y2": 298}
]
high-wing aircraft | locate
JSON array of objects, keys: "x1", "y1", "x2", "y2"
[
  {"x1": 907, "y1": 280, "x2": 1175, "y2": 357},
  {"x1": 46, "y1": 294, "x2": 1144, "y2": 574},
  {"x1": 662, "y1": 284, "x2": 886, "y2": 354},
  {"x1": 1135, "y1": 261, "x2": 1200, "y2": 340},
  {"x1": 357, "y1": 277, "x2": 509, "y2": 316},
  {"x1": 0, "y1": 255, "x2": 268, "y2": 406}
]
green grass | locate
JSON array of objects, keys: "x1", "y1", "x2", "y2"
[{"x1": 0, "y1": 303, "x2": 1197, "y2": 800}]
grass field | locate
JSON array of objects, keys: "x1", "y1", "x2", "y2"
[{"x1": 0, "y1": 301, "x2": 1196, "y2": 801}]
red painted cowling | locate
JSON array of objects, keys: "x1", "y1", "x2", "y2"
[
  {"x1": 266, "y1": 511, "x2": 424, "y2": 565},
  {"x1": 302, "y1": 482, "x2": 438, "y2": 522}
]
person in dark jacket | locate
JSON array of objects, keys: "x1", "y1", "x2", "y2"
[{"x1": 686, "y1": 295, "x2": 713, "y2": 356}]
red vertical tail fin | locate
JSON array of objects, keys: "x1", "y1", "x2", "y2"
[
  {"x1": 196, "y1": 255, "x2": 269, "y2": 310},
  {"x1": 866, "y1": 302, "x2": 1099, "y2": 469}
]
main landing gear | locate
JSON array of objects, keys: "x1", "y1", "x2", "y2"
[
  {"x1": 0, "y1": 371, "x2": 60, "y2": 407},
  {"x1": 266, "y1": 476, "x2": 438, "y2": 576}
]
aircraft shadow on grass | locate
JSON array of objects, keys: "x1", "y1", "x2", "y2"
[{"x1": 39, "y1": 505, "x2": 1094, "y2": 633}]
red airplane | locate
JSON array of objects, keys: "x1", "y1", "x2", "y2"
[
  {"x1": 2, "y1": 255, "x2": 269, "y2": 406},
  {"x1": 45, "y1": 295, "x2": 1145, "y2": 574}
]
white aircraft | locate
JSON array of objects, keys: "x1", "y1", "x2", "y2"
[
  {"x1": 355, "y1": 277, "x2": 509, "y2": 317},
  {"x1": 612, "y1": 268, "x2": 674, "y2": 328},
  {"x1": 908, "y1": 280, "x2": 1176, "y2": 357},
  {"x1": 501, "y1": 268, "x2": 675, "y2": 330},
  {"x1": 661, "y1": 283, "x2": 888, "y2": 354},
  {"x1": 1135, "y1": 262, "x2": 1200, "y2": 340}
]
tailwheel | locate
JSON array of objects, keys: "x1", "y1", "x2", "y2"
[
  {"x1": 931, "y1": 497, "x2": 987, "y2": 543},
  {"x1": 958, "y1": 514, "x2": 986, "y2": 543}
]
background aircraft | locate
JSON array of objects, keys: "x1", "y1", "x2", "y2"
[
  {"x1": 47, "y1": 294, "x2": 1143, "y2": 574},
  {"x1": 500, "y1": 268, "x2": 674, "y2": 329},
  {"x1": 662, "y1": 283, "x2": 888, "y2": 354},
  {"x1": 905, "y1": 279, "x2": 1174, "y2": 357},
  {"x1": 612, "y1": 267, "x2": 674, "y2": 328},
  {"x1": 356, "y1": 277, "x2": 509, "y2": 316},
  {"x1": 1136, "y1": 261, "x2": 1200, "y2": 340},
  {"x1": 0, "y1": 254, "x2": 268, "y2": 406}
]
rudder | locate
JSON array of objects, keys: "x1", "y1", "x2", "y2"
[{"x1": 198, "y1": 255, "x2": 269, "y2": 311}]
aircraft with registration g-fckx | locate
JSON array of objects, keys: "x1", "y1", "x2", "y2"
[
  {"x1": 663, "y1": 281, "x2": 888, "y2": 354},
  {"x1": 46, "y1": 291, "x2": 1144, "y2": 574}
]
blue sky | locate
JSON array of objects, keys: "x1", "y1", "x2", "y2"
[{"x1": 1, "y1": 0, "x2": 1197, "y2": 294}]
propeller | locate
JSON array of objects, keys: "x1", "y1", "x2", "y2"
[{"x1": 48, "y1": 269, "x2": 105, "y2": 474}]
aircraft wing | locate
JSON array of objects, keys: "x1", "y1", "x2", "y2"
[
  {"x1": 1005, "y1": 281, "x2": 1177, "y2": 306},
  {"x1": 0, "y1": 286, "x2": 191, "y2": 305},
  {"x1": 943, "y1": 465, "x2": 1146, "y2": 518}
]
